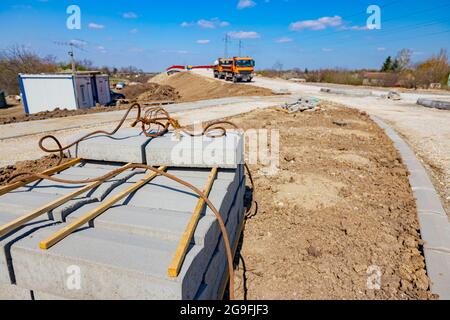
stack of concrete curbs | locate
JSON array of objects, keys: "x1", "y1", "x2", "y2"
[{"x1": 0, "y1": 128, "x2": 245, "y2": 300}]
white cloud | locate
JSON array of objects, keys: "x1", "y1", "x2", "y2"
[
  {"x1": 69, "y1": 39, "x2": 88, "y2": 47},
  {"x1": 237, "y1": 0, "x2": 256, "y2": 9},
  {"x1": 276, "y1": 37, "x2": 293, "y2": 43},
  {"x1": 197, "y1": 19, "x2": 215, "y2": 29},
  {"x1": 290, "y1": 16, "x2": 342, "y2": 31},
  {"x1": 123, "y1": 12, "x2": 138, "y2": 19},
  {"x1": 377, "y1": 47, "x2": 386, "y2": 52},
  {"x1": 199, "y1": 18, "x2": 229, "y2": 29},
  {"x1": 322, "y1": 48, "x2": 334, "y2": 52},
  {"x1": 228, "y1": 31, "x2": 260, "y2": 39},
  {"x1": 96, "y1": 46, "x2": 107, "y2": 53},
  {"x1": 88, "y1": 23, "x2": 105, "y2": 29},
  {"x1": 196, "y1": 40, "x2": 211, "y2": 44},
  {"x1": 130, "y1": 28, "x2": 139, "y2": 34},
  {"x1": 161, "y1": 50, "x2": 189, "y2": 54},
  {"x1": 182, "y1": 18, "x2": 229, "y2": 29},
  {"x1": 340, "y1": 25, "x2": 369, "y2": 31}
]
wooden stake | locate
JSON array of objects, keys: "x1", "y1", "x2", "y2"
[{"x1": 167, "y1": 167, "x2": 218, "y2": 277}]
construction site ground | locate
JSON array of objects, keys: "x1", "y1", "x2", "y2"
[
  {"x1": 0, "y1": 70, "x2": 449, "y2": 300},
  {"x1": 0, "y1": 72, "x2": 273, "y2": 125},
  {"x1": 194, "y1": 69, "x2": 450, "y2": 217},
  {"x1": 229, "y1": 106, "x2": 434, "y2": 300}
]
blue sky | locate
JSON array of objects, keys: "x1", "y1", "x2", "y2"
[{"x1": 0, "y1": 0, "x2": 449, "y2": 71}]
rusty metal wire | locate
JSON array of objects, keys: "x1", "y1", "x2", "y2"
[{"x1": 36, "y1": 103, "x2": 242, "y2": 166}]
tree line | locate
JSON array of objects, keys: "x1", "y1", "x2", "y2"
[{"x1": 0, "y1": 45, "x2": 144, "y2": 95}]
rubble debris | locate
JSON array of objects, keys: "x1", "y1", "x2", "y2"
[
  {"x1": 382, "y1": 91, "x2": 402, "y2": 100},
  {"x1": 279, "y1": 97, "x2": 321, "y2": 113}
]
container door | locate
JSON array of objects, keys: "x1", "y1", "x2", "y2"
[
  {"x1": 95, "y1": 76, "x2": 111, "y2": 105},
  {"x1": 75, "y1": 78, "x2": 94, "y2": 109}
]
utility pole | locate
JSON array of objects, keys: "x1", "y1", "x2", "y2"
[
  {"x1": 238, "y1": 40, "x2": 243, "y2": 57},
  {"x1": 224, "y1": 34, "x2": 230, "y2": 58},
  {"x1": 69, "y1": 43, "x2": 76, "y2": 74}
]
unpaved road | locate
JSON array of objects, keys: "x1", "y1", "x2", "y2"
[
  {"x1": 0, "y1": 96, "x2": 295, "y2": 167},
  {"x1": 194, "y1": 69, "x2": 450, "y2": 216}
]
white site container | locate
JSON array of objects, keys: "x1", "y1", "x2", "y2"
[{"x1": 19, "y1": 74, "x2": 95, "y2": 114}]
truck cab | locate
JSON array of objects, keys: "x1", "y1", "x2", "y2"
[{"x1": 214, "y1": 57, "x2": 255, "y2": 82}]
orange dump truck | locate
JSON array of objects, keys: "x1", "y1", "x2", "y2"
[{"x1": 213, "y1": 57, "x2": 255, "y2": 82}]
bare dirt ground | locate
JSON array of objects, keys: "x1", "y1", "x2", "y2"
[
  {"x1": 149, "y1": 71, "x2": 274, "y2": 102},
  {"x1": 0, "y1": 73, "x2": 273, "y2": 125},
  {"x1": 227, "y1": 104, "x2": 436, "y2": 300},
  {"x1": 0, "y1": 155, "x2": 70, "y2": 186},
  {"x1": 122, "y1": 82, "x2": 180, "y2": 101},
  {"x1": 194, "y1": 69, "x2": 450, "y2": 218}
]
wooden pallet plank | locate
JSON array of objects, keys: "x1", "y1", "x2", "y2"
[{"x1": 167, "y1": 167, "x2": 218, "y2": 278}]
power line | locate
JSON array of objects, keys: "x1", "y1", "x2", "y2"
[{"x1": 294, "y1": 1, "x2": 450, "y2": 43}]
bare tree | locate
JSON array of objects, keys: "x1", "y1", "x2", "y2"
[
  {"x1": 395, "y1": 49, "x2": 413, "y2": 71},
  {"x1": 0, "y1": 45, "x2": 57, "y2": 95},
  {"x1": 272, "y1": 61, "x2": 283, "y2": 72}
]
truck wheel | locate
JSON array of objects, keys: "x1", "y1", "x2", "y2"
[{"x1": 233, "y1": 76, "x2": 238, "y2": 83}]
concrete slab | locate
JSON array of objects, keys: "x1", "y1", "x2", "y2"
[
  {"x1": 412, "y1": 188, "x2": 447, "y2": 216},
  {"x1": 144, "y1": 131, "x2": 244, "y2": 169},
  {"x1": 423, "y1": 249, "x2": 450, "y2": 300},
  {"x1": 12, "y1": 226, "x2": 183, "y2": 299},
  {"x1": 66, "y1": 128, "x2": 243, "y2": 168},
  {"x1": 67, "y1": 129, "x2": 151, "y2": 164},
  {"x1": 0, "y1": 283, "x2": 31, "y2": 300},
  {"x1": 417, "y1": 213, "x2": 450, "y2": 251},
  {"x1": 417, "y1": 98, "x2": 450, "y2": 111},
  {"x1": 32, "y1": 290, "x2": 67, "y2": 300},
  {"x1": 0, "y1": 192, "x2": 60, "y2": 216},
  {"x1": 2, "y1": 160, "x2": 246, "y2": 299},
  {"x1": 11, "y1": 198, "x2": 242, "y2": 301},
  {"x1": 0, "y1": 213, "x2": 56, "y2": 285}
]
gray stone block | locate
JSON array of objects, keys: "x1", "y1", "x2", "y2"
[
  {"x1": 417, "y1": 213, "x2": 450, "y2": 251},
  {"x1": 408, "y1": 169, "x2": 436, "y2": 191},
  {"x1": 64, "y1": 204, "x2": 215, "y2": 245},
  {"x1": 12, "y1": 226, "x2": 183, "y2": 299},
  {"x1": 144, "y1": 131, "x2": 244, "y2": 169},
  {"x1": 67, "y1": 129, "x2": 151, "y2": 164},
  {"x1": 372, "y1": 115, "x2": 450, "y2": 300},
  {"x1": 0, "y1": 192, "x2": 60, "y2": 215},
  {"x1": 66, "y1": 129, "x2": 244, "y2": 169},
  {"x1": 32, "y1": 290, "x2": 67, "y2": 300},
  {"x1": 412, "y1": 187, "x2": 447, "y2": 216},
  {"x1": 0, "y1": 283, "x2": 31, "y2": 300},
  {"x1": 417, "y1": 98, "x2": 450, "y2": 110},
  {"x1": 0, "y1": 214, "x2": 56, "y2": 285},
  {"x1": 423, "y1": 249, "x2": 450, "y2": 300}
]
